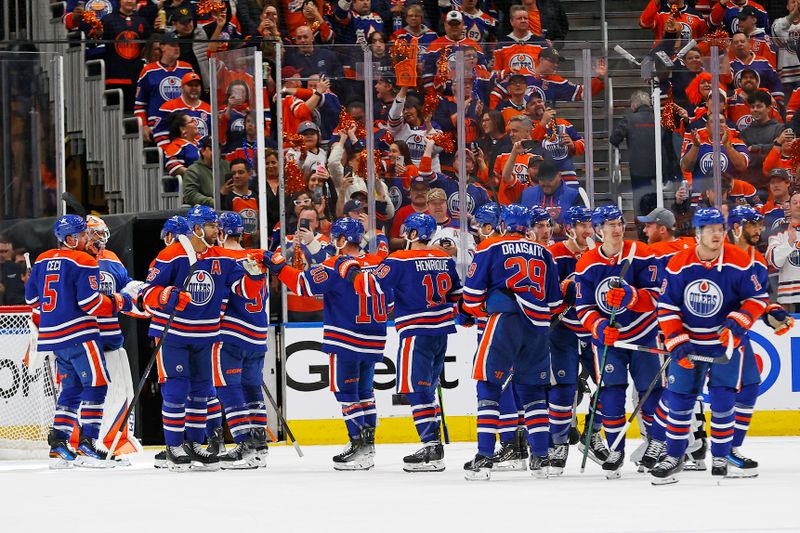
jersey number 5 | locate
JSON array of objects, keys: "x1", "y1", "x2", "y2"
[
  {"x1": 504, "y1": 257, "x2": 546, "y2": 299},
  {"x1": 422, "y1": 273, "x2": 452, "y2": 307},
  {"x1": 42, "y1": 274, "x2": 59, "y2": 312}
]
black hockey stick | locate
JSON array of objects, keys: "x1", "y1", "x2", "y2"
[
  {"x1": 61, "y1": 191, "x2": 87, "y2": 218},
  {"x1": 106, "y1": 235, "x2": 199, "y2": 462},
  {"x1": 437, "y1": 383, "x2": 450, "y2": 444},
  {"x1": 261, "y1": 382, "x2": 304, "y2": 457},
  {"x1": 613, "y1": 341, "x2": 734, "y2": 364},
  {"x1": 580, "y1": 242, "x2": 636, "y2": 473}
]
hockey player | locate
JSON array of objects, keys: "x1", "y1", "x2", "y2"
[
  {"x1": 161, "y1": 216, "x2": 191, "y2": 247},
  {"x1": 265, "y1": 217, "x2": 388, "y2": 470},
  {"x1": 574, "y1": 205, "x2": 663, "y2": 479},
  {"x1": 25, "y1": 215, "x2": 134, "y2": 468},
  {"x1": 143, "y1": 205, "x2": 266, "y2": 471},
  {"x1": 546, "y1": 205, "x2": 607, "y2": 475},
  {"x1": 528, "y1": 205, "x2": 553, "y2": 246},
  {"x1": 212, "y1": 211, "x2": 270, "y2": 469},
  {"x1": 83, "y1": 216, "x2": 145, "y2": 460},
  {"x1": 369, "y1": 213, "x2": 462, "y2": 472},
  {"x1": 462, "y1": 204, "x2": 563, "y2": 480},
  {"x1": 650, "y1": 207, "x2": 769, "y2": 484}
]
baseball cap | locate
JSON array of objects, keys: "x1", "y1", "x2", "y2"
[
  {"x1": 508, "y1": 73, "x2": 528, "y2": 85},
  {"x1": 198, "y1": 136, "x2": 213, "y2": 150},
  {"x1": 427, "y1": 188, "x2": 447, "y2": 202},
  {"x1": 768, "y1": 168, "x2": 792, "y2": 181},
  {"x1": 159, "y1": 31, "x2": 179, "y2": 44},
  {"x1": 181, "y1": 72, "x2": 202, "y2": 85},
  {"x1": 637, "y1": 207, "x2": 676, "y2": 229},
  {"x1": 410, "y1": 175, "x2": 431, "y2": 188},
  {"x1": 170, "y1": 7, "x2": 194, "y2": 25},
  {"x1": 537, "y1": 159, "x2": 560, "y2": 181},
  {"x1": 446, "y1": 10, "x2": 463, "y2": 24},
  {"x1": 538, "y1": 47, "x2": 564, "y2": 63},
  {"x1": 736, "y1": 5, "x2": 759, "y2": 19},
  {"x1": 281, "y1": 66, "x2": 302, "y2": 79},
  {"x1": 344, "y1": 199, "x2": 367, "y2": 213},
  {"x1": 298, "y1": 121, "x2": 319, "y2": 134}
]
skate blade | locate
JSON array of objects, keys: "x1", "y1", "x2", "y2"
[
  {"x1": 167, "y1": 462, "x2": 191, "y2": 472},
  {"x1": 577, "y1": 444, "x2": 606, "y2": 466},
  {"x1": 49, "y1": 458, "x2": 75, "y2": 470},
  {"x1": 403, "y1": 460, "x2": 445, "y2": 472},
  {"x1": 683, "y1": 460, "x2": 707, "y2": 471},
  {"x1": 153, "y1": 461, "x2": 168, "y2": 469},
  {"x1": 220, "y1": 460, "x2": 259, "y2": 470},
  {"x1": 651, "y1": 475, "x2": 679, "y2": 485},
  {"x1": 75, "y1": 456, "x2": 116, "y2": 469},
  {"x1": 464, "y1": 469, "x2": 491, "y2": 481},
  {"x1": 547, "y1": 466, "x2": 564, "y2": 477},
  {"x1": 333, "y1": 459, "x2": 375, "y2": 471},
  {"x1": 189, "y1": 462, "x2": 221, "y2": 472},
  {"x1": 604, "y1": 469, "x2": 622, "y2": 480},
  {"x1": 531, "y1": 469, "x2": 549, "y2": 479},
  {"x1": 492, "y1": 460, "x2": 527, "y2": 472},
  {"x1": 725, "y1": 467, "x2": 758, "y2": 479}
]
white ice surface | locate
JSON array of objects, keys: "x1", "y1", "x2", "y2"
[{"x1": 1, "y1": 437, "x2": 797, "y2": 533}]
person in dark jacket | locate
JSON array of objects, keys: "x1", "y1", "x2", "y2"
[{"x1": 610, "y1": 90, "x2": 675, "y2": 216}]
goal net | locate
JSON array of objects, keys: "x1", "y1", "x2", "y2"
[{"x1": 0, "y1": 306, "x2": 57, "y2": 458}]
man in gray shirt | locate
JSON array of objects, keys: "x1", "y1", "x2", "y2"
[
  {"x1": 740, "y1": 90, "x2": 784, "y2": 194},
  {"x1": 182, "y1": 136, "x2": 231, "y2": 207}
]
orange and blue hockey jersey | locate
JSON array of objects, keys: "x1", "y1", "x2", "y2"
[
  {"x1": 658, "y1": 243, "x2": 768, "y2": 350},
  {"x1": 373, "y1": 249, "x2": 462, "y2": 339},
  {"x1": 218, "y1": 248, "x2": 269, "y2": 352},
  {"x1": 548, "y1": 241, "x2": 589, "y2": 337},
  {"x1": 649, "y1": 237, "x2": 696, "y2": 279},
  {"x1": 277, "y1": 254, "x2": 388, "y2": 361},
  {"x1": 152, "y1": 96, "x2": 212, "y2": 147},
  {"x1": 134, "y1": 60, "x2": 194, "y2": 130},
  {"x1": 25, "y1": 248, "x2": 119, "y2": 351},
  {"x1": 574, "y1": 241, "x2": 660, "y2": 343},
  {"x1": 462, "y1": 234, "x2": 562, "y2": 330},
  {"x1": 95, "y1": 249, "x2": 144, "y2": 350},
  {"x1": 143, "y1": 242, "x2": 263, "y2": 345},
  {"x1": 730, "y1": 55, "x2": 784, "y2": 103}
]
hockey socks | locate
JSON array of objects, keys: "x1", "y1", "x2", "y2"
[
  {"x1": 650, "y1": 392, "x2": 669, "y2": 442},
  {"x1": 206, "y1": 397, "x2": 222, "y2": 433},
  {"x1": 406, "y1": 392, "x2": 440, "y2": 443},
  {"x1": 53, "y1": 405, "x2": 79, "y2": 440},
  {"x1": 217, "y1": 387, "x2": 251, "y2": 443},
  {"x1": 709, "y1": 386, "x2": 736, "y2": 458},
  {"x1": 548, "y1": 384, "x2": 574, "y2": 446},
  {"x1": 515, "y1": 383, "x2": 549, "y2": 457},
  {"x1": 664, "y1": 392, "x2": 694, "y2": 458},
  {"x1": 638, "y1": 387, "x2": 662, "y2": 436},
  {"x1": 79, "y1": 401, "x2": 104, "y2": 440},
  {"x1": 476, "y1": 381, "x2": 501, "y2": 457},
  {"x1": 498, "y1": 384, "x2": 524, "y2": 444},
  {"x1": 732, "y1": 383, "x2": 758, "y2": 448},
  {"x1": 600, "y1": 385, "x2": 627, "y2": 452}
]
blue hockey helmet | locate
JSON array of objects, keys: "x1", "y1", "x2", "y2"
[
  {"x1": 474, "y1": 202, "x2": 502, "y2": 231},
  {"x1": 727, "y1": 205, "x2": 764, "y2": 227},
  {"x1": 528, "y1": 205, "x2": 551, "y2": 225},
  {"x1": 54, "y1": 214, "x2": 87, "y2": 244},
  {"x1": 218, "y1": 211, "x2": 244, "y2": 237},
  {"x1": 693, "y1": 207, "x2": 726, "y2": 229},
  {"x1": 161, "y1": 216, "x2": 190, "y2": 241},
  {"x1": 501, "y1": 204, "x2": 532, "y2": 234},
  {"x1": 563, "y1": 205, "x2": 592, "y2": 226},
  {"x1": 186, "y1": 205, "x2": 218, "y2": 230},
  {"x1": 591, "y1": 204, "x2": 624, "y2": 228},
  {"x1": 330, "y1": 217, "x2": 365, "y2": 245},
  {"x1": 401, "y1": 212, "x2": 437, "y2": 241}
]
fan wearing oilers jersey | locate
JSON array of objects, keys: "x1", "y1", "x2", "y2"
[
  {"x1": 142, "y1": 205, "x2": 266, "y2": 472},
  {"x1": 461, "y1": 204, "x2": 563, "y2": 480},
  {"x1": 467, "y1": 203, "x2": 530, "y2": 473},
  {"x1": 649, "y1": 208, "x2": 769, "y2": 485},
  {"x1": 546, "y1": 206, "x2": 607, "y2": 475},
  {"x1": 207, "y1": 212, "x2": 271, "y2": 469},
  {"x1": 367, "y1": 213, "x2": 462, "y2": 472},
  {"x1": 264, "y1": 217, "x2": 388, "y2": 471},
  {"x1": 25, "y1": 215, "x2": 134, "y2": 469},
  {"x1": 82, "y1": 216, "x2": 146, "y2": 462},
  {"x1": 574, "y1": 205, "x2": 662, "y2": 479}
]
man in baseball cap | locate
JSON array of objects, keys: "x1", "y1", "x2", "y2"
[
  {"x1": 298, "y1": 121, "x2": 319, "y2": 134},
  {"x1": 637, "y1": 207, "x2": 677, "y2": 244}
]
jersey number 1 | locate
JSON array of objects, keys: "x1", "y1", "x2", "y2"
[
  {"x1": 422, "y1": 273, "x2": 452, "y2": 307},
  {"x1": 356, "y1": 291, "x2": 387, "y2": 323}
]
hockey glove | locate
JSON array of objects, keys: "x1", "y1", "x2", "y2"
[
  {"x1": 560, "y1": 279, "x2": 577, "y2": 307},
  {"x1": 335, "y1": 255, "x2": 361, "y2": 282},
  {"x1": 261, "y1": 250, "x2": 287, "y2": 275},
  {"x1": 242, "y1": 256, "x2": 265, "y2": 278},
  {"x1": 111, "y1": 292, "x2": 133, "y2": 315},
  {"x1": 591, "y1": 319, "x2": 620, "y2": 347},
  {"x1": 148, "y1": 286, "x2": 192, "y2": 313},
  {"x1": 718, "y1": 312, "x2": 751, "y2": 349},
  {"x1": 665, "y1": 332, "x2": 694, "y2": 369},
  {"x1": 763, "y1": 304, "x2": 794, "y2": 336},
  {"x1": 605, "y1": 281, "x2": 637, "y2": 309},
  {"x1": 455, "y1": 299, "x2": 475, "y2": 327}
]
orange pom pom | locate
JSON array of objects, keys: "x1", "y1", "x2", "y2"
[
  {"x1": 661, "y1": 101, "x2": 678, "y2": 130},
  {"x1": 285, "y1": 159, "x2": 306, "y2": 195},
  {"x1": 788, "y1": 139, "x2": 800, "y2": 169},
  {"x1": 357, "y1": 150, "x2": 385, "y2": 179},
  {"x1": 706, "y1": 29, "x2": 730, "y2": 50},
  {"x1": 428, "y1": 131, "x2": 455, "y2": 153},
  {"x1": 197, "y1": 0, "x2": 226, "y2": 16},
  {"x1": 422, "y1": 89, "x2": 439, "y2": 121},
  {"x1": 334, "y1": 106, "x2": 366, "y2": 139}
]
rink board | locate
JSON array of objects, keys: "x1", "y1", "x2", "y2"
[{"x1": 283, "y1": 322, "x2": 800, "y2": 444}]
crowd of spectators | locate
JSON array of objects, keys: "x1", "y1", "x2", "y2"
[{"x1": 57, "y1": 0, "x2": 800, "y2": 311}]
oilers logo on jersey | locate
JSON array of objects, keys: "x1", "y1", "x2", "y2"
[
  {"x1": 239, "y1": 208, "x2": 258, "y2": 235},
  {"x1": 699, "y1": 151, "x2": 729, "y2": 175},
  {"x1": 508, "y1": 53, "x2": 535, "y2": 72},
  {"x1": 594, "y1": 277, "x2": 630, "y2": 316},
  {"x1": 158, "y1": 76, "x2": 183, "y2": 103},
  {"x1": 407, "y1": 133, "x2": 428, "y2": 161},
  {"x1": 196, "y1": 115, "x2": 209, "y2": 138},
  {"x1": 389, "y1": 186, "x2": 403, "y2": 210},
  {"x1": 230, "y1": 117, "x2": 246, "y2": 134},
  {"x1": 98, "y1": 271, "x2": 116, "y2": 295},
  {"x1": 513, "y1": 162, "x2": 529, "y2": 184},
  {"x1": 187, "y1": 270, "x2": 215, "y2": 305},
  {"x1": 787, "y1": 248, "x2": 800, "y2": 267},
  {"x1": 683, "y1": 279, "x2": 723, "y2": 317},
  {"x1": 448, "y1": 191, "x2": 475, "y2": 217},
  {"x1": 85, "y1": 0, "x2": 113, "y2": 18},
  {"x1": 677, "y1": 22, "x2": 692, "y2": 41},
  {"x1": 736, "y1": 114, "x2": 753, "y2": 131},
  {"x1": 542, "y1": 136, "x2": 569, "y2": 160}
]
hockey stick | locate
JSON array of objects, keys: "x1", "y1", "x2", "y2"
[
  {"x1": 260, "y1": 382, "x2": 303, "y2": 457},
  {"x1": 61, "y1": 191, "x2": 87, "y2": 218},
  {"x1": 613, "y1": 341, "x2": 734, "y2": 364},
  {"x1": 609, "y1": 355, "x2": 672, "y2": 451},
  {"x1": 106, "y1": 234, "x2": 198, "y2": 462},
  {"x1": 580, "y1": 243, "x2": 636, "y2": 473},
  {"x1": 437, "y1": 383, "x2": 450, "y2": 444}
]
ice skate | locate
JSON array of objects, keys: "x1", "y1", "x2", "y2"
[
  {"x1": 166, "y1": 444, "x2": 191, "y2": 472},
  {"x1": 650, "y1": 455, "x2": 683, "y2": 485},
  {"x1": 639, "y1": 438, "x2": 666, "y2": 472},
  {"x1": 529, "y1": 455, "x2": 550, "y2": 478},
  {"x1": 333, "y1": 436, "x2": 374, "y2": 471},
  {"x1": 725, "y1": 448, "x2": 758, "y2": 478},
  {"x1": 464, "y1": 453, "x2": 493, "y2": 481},
  {"x1": 206, "y1": 426, "x2": 226, "y2": 456},
  {"x1": 362, "y1": 427, "x2": 376, "y2": 457},
  {"x1": 711, "y1": 457, "x2": 728, "y2": 478},
  {"x1": 248, "y1": 427, "x2": 269, "y2": 468},
  {"x1": 684, "y1": 437, "x2": 707, "y2": 471},
  {"x1": 630, "y1": 438, "x2": 648, "y2": 471},
  {"x1": 75, "y1": 434, "x2": 115, "y2": 469},
  {"x1": 184, "y1": 441, "x2": 221, "y2": 471},
  {"x1": 403, "y1": 441, "x2": 445, "y2": 472},
  {"x1": 578, "y1": 427, "x2": 610, "y2": 466},
  {"x1": 602, "y1": 450, "x2": 625, "y2": 479},
  {"x1": 547, "y1": 444, "x2": 569, "y2": 476},
  {"x1": 491, "y1": 440, "x2": 527, "y2": 472},
  {"x1": 48, "y1": 431, "x2": 76, "y2": 470},
  {"x1": 154, "y1": 450, "x2": 168, "y2": 469},
  {"x1": 219, "y1": 441, "x2": 258, "y2": 470}
]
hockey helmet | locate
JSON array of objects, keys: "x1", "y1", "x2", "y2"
[
  {"x1": 401, "y1": 212, "x2": 437, "y2": 242},
  {"x1": 501, "y1": 204, "x2": 532, "y2": 234},
  {"x1": 218, "y1": 211, "x2": 244, "y2": 237},
  {"x1": 727, "y1": 205, "x2": 764, "y2": 227},
  {"x1": 563, "y1": 205, "x2": 592, "y2": 226},
  {"x1": 528, "y1": 205, "x2": 551, "y2": 225},
  {"x1": 161, "y1": 216, "x2": 191, "y2": 241},
  {"x1": 330, "y1": 217, "x2": 365, "y2": 245},
  {"x1": 474, "y1": 202, "x2": 502, "y2": 231},
  {"x1": 693, "y1": 207, "x2": 726, "y2": 229},
  {"x1": 591, "y1": 204, "x2": 624, "y2": 228},
  {"x1": 186, "y1": 205, "x2": 218, "y2": 230},
  {"x1": 54, "y1": 214, "x2": 87, "y2": 244}
]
